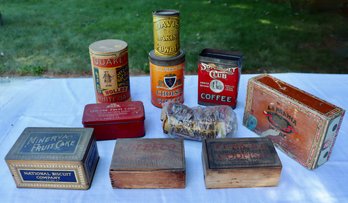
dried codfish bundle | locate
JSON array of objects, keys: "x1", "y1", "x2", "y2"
[{"x1": 161, "y1": 102, "x2": 238, "y2": 141}]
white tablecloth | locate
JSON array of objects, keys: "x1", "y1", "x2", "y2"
[{"x1": 0, "y1": 74, "x2": 347, "y2": 203}]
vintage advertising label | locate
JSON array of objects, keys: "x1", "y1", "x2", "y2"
[
  {"x1": 19, "y1": 169, "x2": 77, "y2": 183},
  {"x1": 244, "y1": 87, "x2": 320, "y2": 167},
  {"x1": 150, "y1": 62, "x2": 184, "y2": 108},
  {"x1": 206, "y1": 139, "x2": 278, "y2": 169},
  {"x1": 153, "y1": 15, "x2": 180, "y2": 57},
  {"x1": 198, "y1": 62, "x2": 239, "y2": 108},
  {"x1": 88, "y1": 102, "x2": 143, "y2": 121},
  {"x1": 5, "y1": 128, "x2": 99, "y2": 189},
  {"x1": 243, "y1": 75, "x2": 345, "y2": 169},
  {"x1": 90, "y1": 50, "x2": 130, "y2": 103},
  {"x1": 19, "y1": 132, "x2": 80, "y2": 154}
]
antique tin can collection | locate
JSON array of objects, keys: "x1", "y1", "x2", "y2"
[
  {"x1": 153, "y1": 10, "x2": 180, "y2": 57},
  {"x1": 198, "y1": 49, "x2": 243, "y2": 109},
  {"x1": 82, "y1": 101, "x2": 145, "y2": 140},
  {"x1": 89, "y1": 39, "x2": 130, "y2": 103},
  {"x1": 5, "y1": 127, "x2": 99, "y2": 190},
  {"x1": 109, "y1": 138, "x2": 186, "y2": 188},
  {"x1": 3, "y1": 8, "x2": 347, "y2": 194},
  {"x1": 243, "y1": 74, "x2": 345, "y2": 169},
  {"x1": 202, "y1": 137, "x2": 282, "y2": 188},
  {"x1": 149, "y1": 50, "x2": 185, "y2": 108}
]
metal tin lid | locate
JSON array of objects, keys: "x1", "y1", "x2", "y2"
[
  {"x1": 82, "y1": 101, "x2": 145, "y2": 125},
  {"x1": 153, "y1": 9, "x2": 180, "y2": 17},
  {"x1": 89, "y1": 39, "x2": 128, "y2": 54},
  {"x1": 149, "y1": 49, "x2": 185, "y2": 66},
  {"x1": 199, "y1": 48, "x2": 243, "y2": 61},
  {"x1": 5, "y1": 127, "x2": 94, "y2": 161}
]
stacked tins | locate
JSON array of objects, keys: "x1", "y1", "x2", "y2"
[{"x1": 149, "y1": 10, "x2": 185, "y2": 108}]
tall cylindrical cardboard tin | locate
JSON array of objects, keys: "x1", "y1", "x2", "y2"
[
  {"x1": 89, "y1": 39, "x2": 130, "y2": 103},
  {"x1": 149, "y1": 49, "x2": 185, "y2": 108},
  {"x1": 153, "y1": 10, "x2": 180, "y2": 57}
]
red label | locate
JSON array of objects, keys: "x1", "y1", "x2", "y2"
[
  {"x1": 198, "y1": 62, "x2": 239, "y2": 107},
  {"x1": 91, "y1": 52, "x2": 128, "y2": 68},
  {"x1": 90, "y1": 51, "x2": 130, "y2": 103}
]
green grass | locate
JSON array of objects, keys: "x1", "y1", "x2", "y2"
[{"x1": 0, "y1": 0, "x2": 347, "y2": 76}]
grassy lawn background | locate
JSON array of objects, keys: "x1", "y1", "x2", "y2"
[{"x1": 0, "y1": 0, "x2": 347, "y2": 76}]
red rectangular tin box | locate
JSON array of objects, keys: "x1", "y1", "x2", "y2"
[
  {"x1": 243, "y1": 74, "x2": 345, "y2": 169},
  {"x1": 198, "y1": 48, "x2": 242, "y2": 108},
  {"x1": 82, "y1": 101, "x2": 145, "y2": 140}
]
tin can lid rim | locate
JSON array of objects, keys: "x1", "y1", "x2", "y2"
[
  {"x1": 199, "y1": 48, "x2": 243, "y2": 61},
  {"x1": 153, "y1": 9, "x2": 180, "y2": 16},
  {"x1": 149, "y1": 49, "x2": 185, "y2": 63},
  {"x1": 89, "y1": 39, "x2": 128, "y2": 54}
]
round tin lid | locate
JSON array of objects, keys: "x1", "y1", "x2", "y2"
[
  {"x1": 149, "y1": 49, "x2": 185, "y2": 66},
  {"x1": 89, "y1": 39, "x2": 128, "y2": 54},
  {"x1": 153, "y1": 10, "x2": 179, "y2": 17}
]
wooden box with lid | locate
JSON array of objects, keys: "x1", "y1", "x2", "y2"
[
  {"x1": 109, "y1": 138, "x2": 185, "y2": 188},
  {"x1": 202, "y1": 137, "x2": 282, "y2": 188},
  {"x1": 243, "y1": 74, "x2": 345, "y2": 169}
]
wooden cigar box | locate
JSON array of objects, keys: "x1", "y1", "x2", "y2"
[
  {"x1": 243, "y1": 74, "x2": 345, "y2": 169},
  {"x1": 202, "y1": 137, "x2": 282, "y2": 188},
  {"x1": 109, "y1": 138, "x2": 185, "y2": 189},
  {"x1": 5, "y1": 127, "x2": 99, "y2": 190}
]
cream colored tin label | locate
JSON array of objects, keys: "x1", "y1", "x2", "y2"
[
  {"x1": 153, "y1": 16, "x2": 180, "y2": 57},
  {"x1": 95, "y1": 66, "x2": 118, "y2": 96},
  {"x1": 90, "y1": 51, "x2": 130, "y2": 103}
]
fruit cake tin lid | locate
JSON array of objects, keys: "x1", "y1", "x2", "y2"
[
  {"x1": 82, "y1": 101, "x2": 145, "y2": 125},
  {"x1": 5, "y1": 127, "x2": 94, "y2": 161}
]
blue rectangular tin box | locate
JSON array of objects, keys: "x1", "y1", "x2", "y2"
[{"x1": 5, "y1": 127, "x2": 99, "y2": 190}]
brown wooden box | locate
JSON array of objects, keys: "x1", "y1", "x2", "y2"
[
  {"x1": 243, "y1": 74, "x2": 345, "y2": 169},
  {"x1": 202, "y1": 137, "x2": 282, "y2": 188},
  {"x1": 109, "y1": 138, "x2": 185, "y2": 189}
]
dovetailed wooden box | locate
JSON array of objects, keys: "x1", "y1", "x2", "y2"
[
  {"x1": 5, "y1": 127, "x2": 99, "y2": 190},
  {"x1": 243, "y1": 74, "x2": 345, "y2": 169},
  {"x1": 109, "y1": 138, "x2": 185, "y2": 189},
  {"x1": 202, "y1": 137, "x2": 282, "y2": 188}
]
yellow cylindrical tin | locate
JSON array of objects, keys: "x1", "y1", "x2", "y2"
[
  {"x1": 153, "y1": 10, "x2": 180, "y2": 57},
  {"x1": 89, "y1": 39, "x2": 130, "y2": 103}
]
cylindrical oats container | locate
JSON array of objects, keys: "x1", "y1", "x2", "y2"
[
  {"x1": 89, "y1": 39, "x2": 130, "y2": 103},
  {"x1": 149, "y1": 49, "x2": 185, "y2": 108},
  {"x1": 153, "y1": 10, "x2": 180, "y2": 57}
]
